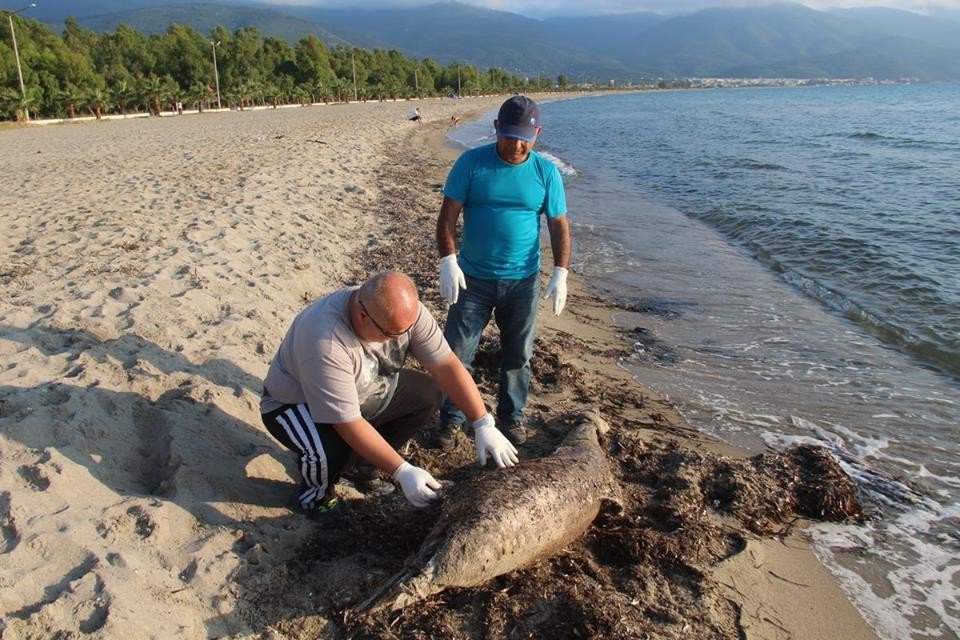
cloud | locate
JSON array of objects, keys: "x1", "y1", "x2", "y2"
[
  {"x1": 259, "y1": 0, "x2": 960, "y2": 16},
  {"x1": 478, "y1": 0, "x2": 960, "y2": 14}
]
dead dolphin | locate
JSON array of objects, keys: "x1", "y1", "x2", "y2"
[{"x1": 357, "y1": 408, "x2": 619, "y2": 613}]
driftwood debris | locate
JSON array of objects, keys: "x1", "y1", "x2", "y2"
[{"x1": 357, "y1": 409, "x2": 620, "y2": 613}]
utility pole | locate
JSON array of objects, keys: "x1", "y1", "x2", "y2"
[
  {"x1": 4, "y1": 3, "x2": 36, "y2": 122},
  {"x1": 457, "y1": 65, "x2": 461, "y2": 96},
  {"x1": 351, "y1": 51, "x2": 358, "y2": 102},
  {"x1": 211, "y1": 40, "x2": 222, "y2": 110}
]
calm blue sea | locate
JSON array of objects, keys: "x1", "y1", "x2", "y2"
[{"x1": 450, "y1": 85, "x2": 959, "y2": 640}]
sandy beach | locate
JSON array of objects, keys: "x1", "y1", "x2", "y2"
[{"x1": 1, "y1": 97, "x2": 878, "y2": 638}]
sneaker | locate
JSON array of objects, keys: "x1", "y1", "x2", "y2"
[
  {"x1": 435, "y1": 422, "x2": 461, "y2": 451},
  {"x1": 505, "y1": 421, "x2": 527, "y2": 446},
  {"x1": 299, "y1": 495, "x2": 342, "y2": 524},
  {"x1": 353, "y1": 477, "x2": 396, "y2": 497},
  {"x1": 341, "y1": 466, "x2": 396, "y2": 496}
]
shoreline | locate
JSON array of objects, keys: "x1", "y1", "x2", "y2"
[
  {"x1": 405, "y1": 105, "x2": 881, "y2": 640},
  {"x1": 0, "y1": 95, "x2": 878, "y2": 639}
]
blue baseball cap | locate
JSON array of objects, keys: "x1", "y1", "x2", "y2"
[{"x1": 497, "y1": 95, "x2": 541, "y2": 142}]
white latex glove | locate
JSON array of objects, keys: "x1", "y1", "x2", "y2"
[
  {"x1": 543, "y1": 266, "x2": 568, "y2": 316},
  {"x1": 439, "y1": 254, "x2": 467, "y2": 304},
  {"x1": 392, "y1": 462, "x2": 441, "y2": 507},
  {"x1": 473, "y1": 413, "x2": 519, "y2": 468}
]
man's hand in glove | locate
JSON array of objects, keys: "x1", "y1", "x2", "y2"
[
  {"x1": 473, "y1": 413, "x2": 519, "y2": 468},
  {"x1": 543, "y1": 266, "x2": 568, "y2": 316},
  {"x1": 439, "y1": 254, "x2": 466, "y2": 304},
  {"x1": 392, "y1": 462, "x2": 441, "y2": 507}
]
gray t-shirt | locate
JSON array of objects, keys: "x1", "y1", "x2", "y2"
[{"x1": 260, "y1": 287, "x2": 451, "y2": 423}]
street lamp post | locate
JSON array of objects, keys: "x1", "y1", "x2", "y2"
[
  {"x1": 4, "y1": 3, "x2": 36, "y2": 122},
  {"x1": 211, "y1": 40, "x2": 222, "y2": 110}
]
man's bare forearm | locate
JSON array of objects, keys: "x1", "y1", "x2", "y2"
[
  {"x1": 548, "y1": 215, "x2": 571, "y2": 269},
  {"x1": 437, "y1": 196, "x2": 463, "y2": 257},
  {"x1": 423, "y1": 353, "x2": 486, "y2": 424},
  {"x1": 333, "y1": 419, "x2": 404, "y2": 474}
]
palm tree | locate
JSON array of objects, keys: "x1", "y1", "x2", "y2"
[
  {"x1": 189, "y1": 82, "x2": 209, "y2": 113},
  {"x1": 224, "y1": 88, "x2": 242, "y2": 111},
  {"x1": 20, "y1": 87, "x2": 43, "y2": 121},
  {"x1": 292, "y1": 85, "x2": 310, "y2": 106},
  {"x1": 110, "y1": 79, "x2": 135, "y2": 115},
  {"x1": 137, "y1": 76, "x2": 161, "y2": 116},
  {"x1": 249, "y1": 80, "x2": 266, "y2": 108},
  {"x1": 332, "y1": 78, "x2": 346, "y2": 103},
  {"x1": 139, "y1": 75, "x2": 177, "y2": 116},
  {"x1": 237, "y1": 80, "x2": 254, "y2": 110},
  {"x1": 263, "y1": 82, "x2": 281, "y2": 108},
  {"x1": 0, "y1": 88, "x2": 20, "y2": 121},
  {"x1": 85, "y1": 87, "x2": 110, "y2": 120},
  {"x1": 310, "y1": 79, "x2": 326, "y2": 104},
  {"x1": 57, "y1": 84, "x2": 85, "y2": 119},
  {"x1": 386, "y1": 79, "x2": 404, "y2": 101}
]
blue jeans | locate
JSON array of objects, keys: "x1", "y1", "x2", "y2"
[{"x1": 440, "y1": 272, "x2": 540, "y2": 427}]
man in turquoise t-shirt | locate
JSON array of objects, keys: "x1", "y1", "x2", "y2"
[{"x1": 435, "y1": 95, "x2": 571, "y2": 449}]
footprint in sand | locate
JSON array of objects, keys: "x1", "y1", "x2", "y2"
[
  {"x1": 0, "y1": 491, "x2": 20, "y2": 553},
  {"x1": 96, "y1": 504, "x2": 157, "y2": 542},
  {"x1": 17, "y1": 465, "x2": 51, "y2": 491}
]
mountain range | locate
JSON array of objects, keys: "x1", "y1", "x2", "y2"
[{"x1": 28, "y1": 1, "x2": 960, "y2": 81}]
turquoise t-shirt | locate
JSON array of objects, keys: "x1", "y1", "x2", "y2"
[{"x1": 443, "y1": 143, "x2": 567, "y2": 280}]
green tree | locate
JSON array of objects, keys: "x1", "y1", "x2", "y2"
[
  {"x1": 110, "y1": 78, "x2": 136, "y2": 114},
  {"x1": 0, "y1": 87, "x2": 18, "y2": 121},
  {"x1": 0, "y1": 16, "x2": 68, "y2": 118},
  {"x1": 291, "y1": 84, "x2": 309, "y2": 106},
  {"x1": 139, "y1": 74, "x2": 177, "y2": 115},
  {"x1": 294, "y1": 35, "x2": 335, "y2": 91},
  {"x1": 237, "y1": 78, "x2": 262, "y2": 110},
  {"x1": 0, "y1": 86, "x2": 41, "y2": 121},
  {"x1": 84, "y1": 86, "x2": 110, "y2": 119},
  {"x1": 155, "y1": 23, "x2": 209, "y2": 93},
  {"x1": 94, "y1": 24, "x2": 155, "y2": 83},
  {"x1": 263, "y1": 80, "x2": 281, "y2": 108},
  {"x1": 56, "y1": 83, "x2": 84, "y2": 118},
  {"x1": 261, "y1": 35, "x2": 296, "y2": 98},
  {"x1": 309, "y1": 77, "x2": 329, "y2": 104},
  {"x1": 330, "y1": 46, "x2": 367, "y2": 100},
  {"x1": 63, "y1": 17, "x2": 98, "y2": 56},
  {"x1": 331, "y1": 77, "x2": 348, "y2": 103},
  {"x1": 188, "y1": 80, "x2": 210, "y2": 112},
  {"x1": 221, "y1": 27, "x2": 262, "y2": 93},
  {"x1": 0, "y1": 15, "x2": 539, "y2": 121}
]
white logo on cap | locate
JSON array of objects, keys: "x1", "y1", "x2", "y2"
[{"x1": 529, "y1": 117, "x2": 536, "y2": 125}]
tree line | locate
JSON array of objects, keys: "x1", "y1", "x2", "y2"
[{"x1": 1, "y1": 16, "x2": 573, "y2": 121}]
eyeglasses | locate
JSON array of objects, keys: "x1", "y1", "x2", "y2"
[{"x1": 358, "y1": 298, "x2": 409, "y2": 338}]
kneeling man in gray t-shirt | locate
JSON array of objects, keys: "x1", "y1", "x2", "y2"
[{"x1": 261, "y1": 270, "x2": 516, "y2": 517}]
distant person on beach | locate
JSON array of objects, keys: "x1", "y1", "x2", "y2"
[
  {"x1": 260, "y1": 271, "x2": 517, "y2": 519},
  {"x1": 435, "y1": 95, "x2": 571, "y2": 450},
  {"x1": 449, "y1": 115, "x2": 461, "y2": 128},
  {"x1": 409, "y1": 107, "x2": 422, "y2": 126}
]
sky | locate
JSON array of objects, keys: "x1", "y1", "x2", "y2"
[{"x1": 265, "y1": 0, "x2": 960, "y2": 16}]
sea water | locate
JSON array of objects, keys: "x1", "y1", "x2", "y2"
[{"x1": 448, "y1": 85, "x2": 959, "y2": 640}]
